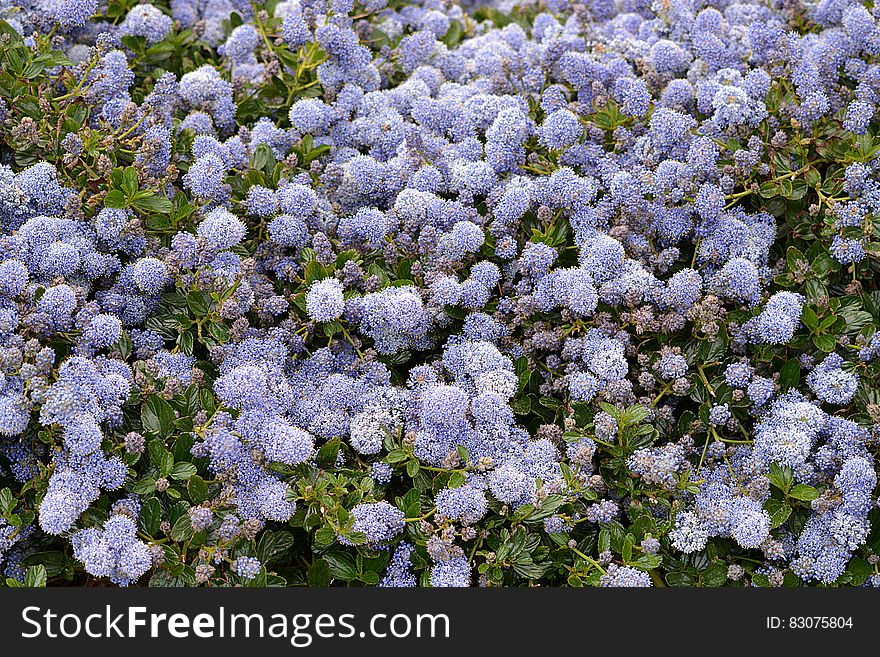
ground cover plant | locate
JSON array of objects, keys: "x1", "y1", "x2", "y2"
[{"x1": 0, "y1": 0, "x2": 879, "y2": 588}]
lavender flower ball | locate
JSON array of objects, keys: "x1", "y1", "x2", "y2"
[
  {"x1": 197, "y1": 207, "x2": 247, "y2": 249},
  {"x1": 132, "y1": 257, "x2": 168, "y2": 295},
  {"x1": 306, "y1": 277, "x2": 345, "y2": 322}
]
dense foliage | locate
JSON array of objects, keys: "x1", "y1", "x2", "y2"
[{"x1": 1, "y1": 0, "x2": 880, "y2": 589}]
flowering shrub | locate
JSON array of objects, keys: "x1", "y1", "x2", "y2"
[{"x1": 0, "y1": 0, "x2": 879, "y2": 589}]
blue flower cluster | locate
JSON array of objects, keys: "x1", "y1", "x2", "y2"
[
  {"x1": 0, "y1": 0, "x2": 878, "y2": 589},
  {"x1": 71, "y1": 514, "x2": 151, "y2": 586}
]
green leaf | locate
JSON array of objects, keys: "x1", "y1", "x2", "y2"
[
  {"x1": 802, "y1": 306, "x2": 819, "y2": 330},
  {"x1": 0, "y1": 487, "x2": 14, "y2": 515},
  {"x1": 205, "y1": 321, "x2": 228, "y2": 344},
  {"x1": 838, "y1": 307, "x2": 872, "y2": 335},
  {"x1": 186, "y1": 290, "x2": 212, "y2": 316},
  {"x1": 147, "y1": 440, "x2": 165, "y2": 468},
  {"x1": 178, "y1": 330, "x2": 194, "y2": 356},
  {"x1": 316, "y1": 437, "x2": 340, "y2": 468},
  {"x1": 142, "y1": 401, "x2": 161, "y2": 437},
  {"x1": 442, "y1": 20, "x2": 464, "y2": 47},
  {"x1": 598, "y1": 529, "x2": 611, "y2": 554},
  {"x1": 768, "y1": 463, "x2": 794, "y2": 494},
  {"x1": 0, "y1": 20, "x2": 23, "y2": 43},
  {"x1": 308, "y1": 559, "x2": 332, "y2": 586},
  {"x1": 314, "y1": 526, "x2": 336, "y2": 546},
  {"x1": 701, "y1": 563, "x2": 729, "y2": 587},
  {"x1": 779, "y1": 359, "x2": 801, "y2": 391},
  {"x1": 805, "y1": 279, "x2": 828, "y2": 304},
  {"x1": 303, "y1": 259, "x2": 329, "y2": 285},
  {"x1": 702, "y1": 325, "x2": 728, "y2": 363},
  {"x1": 598, "y1": 402, "x2": 618, "y2": 418},
  {"x1": 751, "y1": 573, "x2": 770, "y2": 587},
  {"x1": 786, "y1": 246, "x2": 805, "y2": 272},
  {"x1": 399, "y1": 488, "x2": 421, "y2": 519},
  {"x1": 764, "y1": 499, "x2": 792, "y2": 529},
  {"x1": 447, "y1": 471, "x2": 466, "y2": 488},
  {"x1": 843, "y1": 558, "x2": 871, "y2": 586},
  {"x1": 664, "y1": 572, "x2": 694, "y2": 586},
  {"x1": 622, "y1": 404, "x2": 651, "y2": 427},
  {"x1": 24, "y1": 565, "x2": 47, "y2": 588},
  {"x1": 21, "y1": 551, "x2": 69, "y2": 577},
  {"x1": 324, "y1": 552, "x2": 357, "y2": 581},
  {"x1": 512, "y1": 556, "x2": 551, "y2": 579},
  {"x1": 758, "y1": 182, "x2": 779, "y2": 198},
  {"x1": 120, "y1": 35, "x2": 146, "y2": 53},
  {"x1": 109, "y1": 167, "x2": 126, "y2": 189},
  {"x1": 103, "y1": 189, "x2": 127, "y2": 208},
  {"x1": 170, "y1": 462, "x2": 197, "y2": 481},
  {"x1": 789, "y1": 484, "x2": 819, "y2": 501},
  {"x1": 631, "y1": 554, "x2": 662, "y2": 570},
  {"x1": 386, "y1": 449, "x2": 408, "y2": 463},
  {"x1": 173, "y1": 433, "x2": 195, "y2": 463},
  {"x1": 140, "y1": 497, "x2": 162, "y2": 536},
  {"x1": 131, "y1": 476, "x2": 157, "y2": 495},
  {"x1": 142, "y1": 395, "x2": 176, "y2": 438},
  {"x1": 122, "y1": 167, "x2": 139, "y2": 197},
  {"x1": 784, "y1": 179, "x2": 807, "y2": 200},
  {"x1": 395, "y1": 258, "x2": 412, "y2": 281},
  {"x1": 256, "y1": 530, "x2": 296, "y2": 564},
  {"x1": 149, "y1": 570, "x2": 187, "y2": 587},
  {"x1": 322, "y1": 320, "x2": 343, "y2": 336},
  {"x1": 812, "y1": 333, "x2": 837, "y2": 352},
  {"x1": 170, "y1": 514, "x2": 194, "y2": 541},
  {"x1": 132, "y1": 194, "x2": 173, "y2": 214},
  {"x1": 514, "y1": 356, "x2": 531, "y2": 392},
  {"x1": 406, "y1": 459, "x2": 420, "y2": 477},
  {"x1": 187, "y1": 475, "x2": 208, "y2": 503},
  {"x1": 509, "y1": 395, "x2": 531, "y2": 415}
]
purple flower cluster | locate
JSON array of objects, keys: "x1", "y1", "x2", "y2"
[{"x1": 1, "y1": 0, "x2": 879, "y2": 590}]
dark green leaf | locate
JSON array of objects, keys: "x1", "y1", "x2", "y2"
[
  {"x1": 170, "y1": 462, "x2": 197, "y2": 481},
  {"x1": 843, "y1": 558, "x2": 871, "y2": 586},
  {"x1": 142, "y1": 395, "x2": 176, "y2": 438},
  {"x1": 316, "y1": 437, "x2": 340, "y2": 468},
  {"x1": 186, "y1": 290, "x2": 212, "y2": 316},
  {"x1": 701, "y1": 563, "x2": 729, "y2": 587},
  {"x1": 779, "y1": 359, "x2": 801, "y2": 391},
  {"x1": 664, "y1": 572, "x2": 694, "y2": 586},
  {"x1": 170, "y1": 514, "x2": 194, "y2": 541},
  {"x1": 187, "y1": 475, "x2": 208, "y2": 503},
  {"x1": 308, "y1": 559, "x2": 332, "y2": 586},
  {"x1": 324, "y1": 552, "x2": 358, "y2": 581},
  {"x1": 140, "y1": 497, "x2": 162, "y2": 536},
  {"x1": 256, "y1": 530, "x2": 296, "y2": 564}
]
